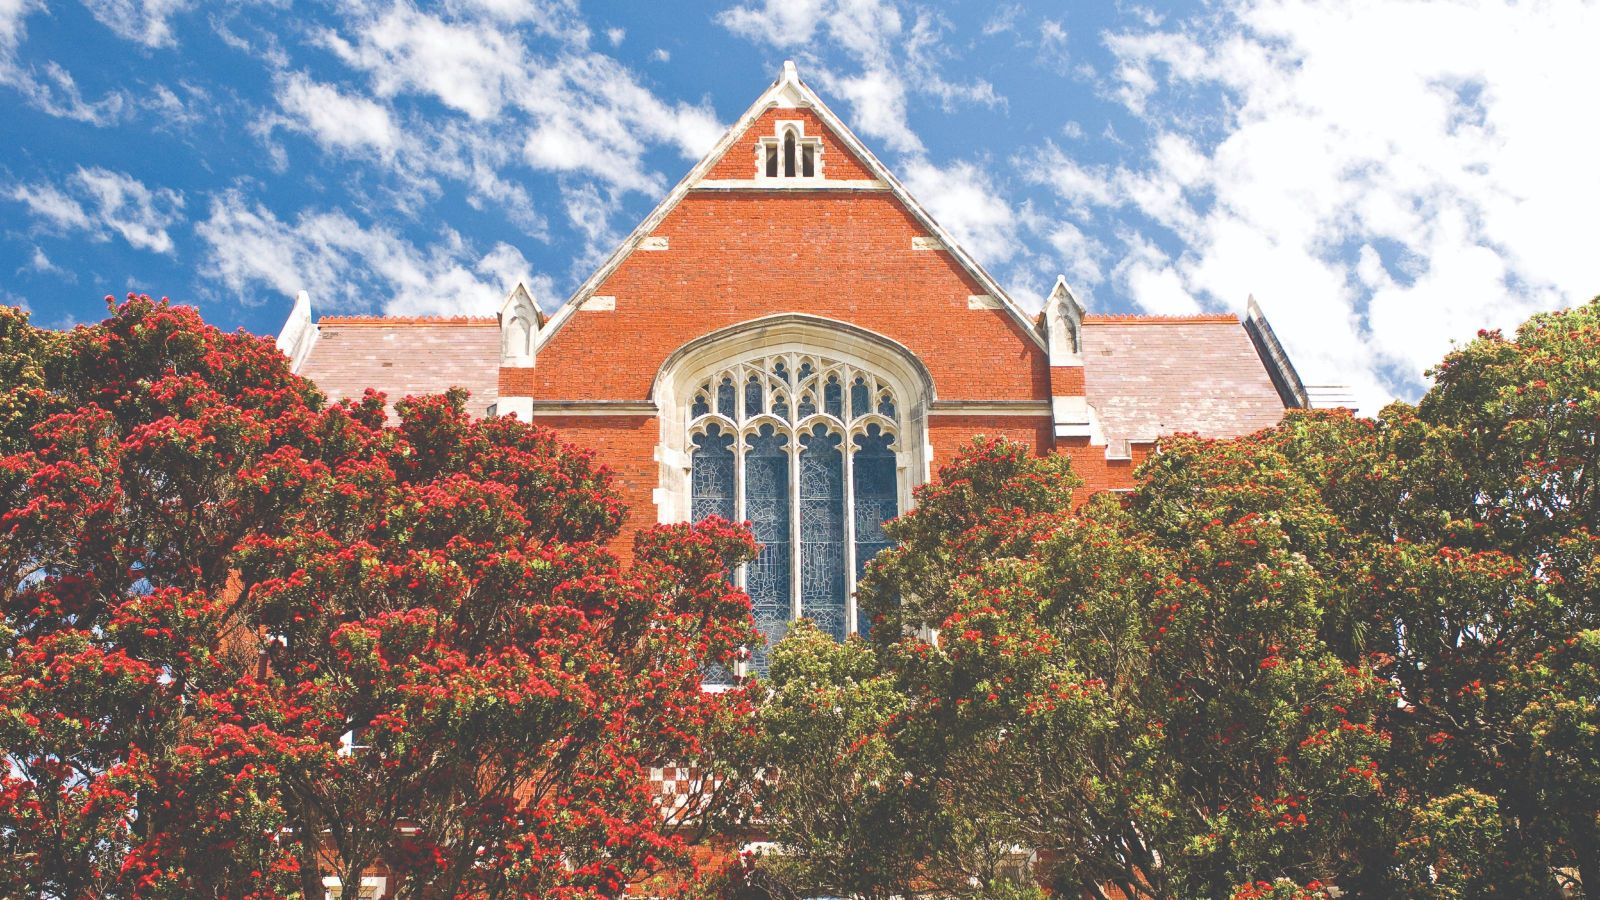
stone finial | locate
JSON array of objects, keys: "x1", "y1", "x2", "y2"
[
  {"x1": 1044, "y1": 275, "x2": 1085, "y2": 364},
  {"x1": 499, "y1": 282, "x2": 540, "y2": 368},
  {"x1": 275, "y1": 290, "x2": 318, "y2": 373}
]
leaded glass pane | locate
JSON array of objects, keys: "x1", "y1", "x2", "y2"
[
  {"x1": 690, "y1": 425, "x2": 736, "y2": 522},
  {"x1": 798, "y1": 393, "x2": 817, "y2": 419},
  {"x1": 852, "y1": 425, "x2": 898, "y2": 635},
  {"x1": 772, "y1": 393, "x2": 790, "y2": 422},
  {"x1": 800, "y1": 425, "x2": 846, "y2": 641},
  {"x1": 745, "y1": 375, "x2": 763, "y2": 419},
  {"x1": 772, "y1": 360, "x2": 789, "y2": 383},
  {"x1": 850, "y1": 377, "x2": 869, "y2": 418},
  {"x1": 716, "y1": 377, "x2": 736, "y2": 418},
  {"x1": 744, "y1": 425, "x2": 791, "y2": 674},
  {"x1": 877, "y1": 392, "x2": 896, "y2": 419},
  {"x1": 823, "y1": 376, "x2": 843, "y2": 418},
  {"x1": 692, "y1": 394, "x2": 710, "y2": 418}
]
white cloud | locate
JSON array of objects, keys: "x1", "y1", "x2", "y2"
[
  {"x1": 320, "y1": 5, "x2": 722, "y2": 195},
  {"x1": 72, "y1": 167, "x2": 185, "y2": 253},
  {"x1": 982, "y1": 5, "x2": 1021, "y2": 36},
  {"x1": 9, "y1": 181, "x2": 92, "y2": 231},
  {"x1": 196, "y1": 191, "x2": 540, "y2": 317},
  {"x1": 651, "y1": 47, "x2": 670, "y2": 62},
  {"x1": 1043, "y1": 0, "x2": 1600, "y2": 410},
  {"x1": 276, "y1": 72, "x2": 399, "y2": 157},
  {"x1": 1111, "y1": 232, "x2": 1199, "y2": 315},
  {"x1": 606, "y1": 26, "x2": 624, "y2": 46},
  {"x1": 0, "y1": 0, "x2": 33, "y2": 52},
  {"x1": 21, "y1": 245, "x2": 70, "y2": 278},
  {"x1": 0, "y1": 3, "x2": 129, "y2": 124},
  {"x1": 718, "y1": 0, "x2": 1000, "y2": 155},
  {"x1": 901, "y1": 159, "x2": 1023, "y2": 267},
  {"x1": 7, "y1": 168, "x2": 184, "y2": 253},
  {"x1": 80, "y1": 0, "x2": 193, "y2": 47}
]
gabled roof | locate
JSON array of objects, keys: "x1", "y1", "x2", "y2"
[{"x1": 536, "y1": 60, "x2": 1046, "y2": 353}]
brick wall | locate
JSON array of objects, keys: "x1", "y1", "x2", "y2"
[
  {"x1": 522, "y1": 190, "x2": 1049, "y2": 403},
  {"x1": 534, "y1": 414, "x2": 659, "y2": 559}
]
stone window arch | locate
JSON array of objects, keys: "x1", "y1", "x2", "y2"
[
  {"x1": 654, "y1": 315, "x2": 933, "y2": 674},
  {"x1": 755, "y1": 121, "x2": 824, "y2": 181}
]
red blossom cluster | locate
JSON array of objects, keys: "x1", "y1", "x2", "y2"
[{"x1": 0, "y1": 296, "x2": 761, "y2": 898}]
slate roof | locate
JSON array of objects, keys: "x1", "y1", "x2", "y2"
[
  {"x1": 296, "y1": 317, "x2": 500, "y2": 418},
  {"x1": 1081, "y1": 314, "x2": 1289, "y2": 451}
]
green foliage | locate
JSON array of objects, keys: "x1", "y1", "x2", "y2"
[{"x1": 755, "y1": 300, "x2": 1600, "y2": 899}]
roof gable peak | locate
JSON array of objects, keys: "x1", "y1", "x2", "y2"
[{"x1": 537, "y1": 61, "x2": 1044, "y2": 353}]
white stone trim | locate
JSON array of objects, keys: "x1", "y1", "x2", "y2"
[
  {"x1": 928, "y1": 400, "x2": 1051, "y2": 416},
  {"x1": 694, "y1": 179, "x2": 889, "y2": 191},
  {"x1": 528, "y1": 400, "x2": 655, "y2": 416},
  {"x1": 639, "y1": 236, "x2": 669, "y2": 251},
  {"x1": 967, "y1": 294, "x2": 1002, "y2": 310},
  {"x1": 754, "y1": 118, "x2": 825, "y2": 181},
  {"x1": 580, "y1": 295, "x2": 616, "y2": 311},
  {"x1": 496, "y1": 396, "x2": 533, "y2": 421},
  {"x1": 911, "y1": 236, "x2": 942, "y2": 250}
]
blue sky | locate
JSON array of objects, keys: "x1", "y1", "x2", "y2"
[{"x1": 3, "y1": 0, "x2": 1597, "y2": 410}]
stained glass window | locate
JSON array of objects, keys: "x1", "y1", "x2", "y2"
[
  {"x1": 852, "y1": 425, "x2": 898, "y2": 636},
  {"x1": 691, "y1": 424, "x2": 735, "y2": 522},
  {"x1": 850, "y1": 377, "x2": 870, "y2": 417},
  {"x1": 823, "y1": 376, "x2": 843, "y2": 418},
  {"x1": 743, "y1": 425, "x2": 791, "y2": 673},
  {"x1": 744, "y1": 375, "x2": 763, "y2": 419},
  {"x1": 800, "y1": 425, "x2": 846, "y2": 641},
  {"x1": 685, "y1": 354, "x2": 904, "y2": 677}
]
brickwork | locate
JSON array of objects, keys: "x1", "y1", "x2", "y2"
[
  {"x1": 532, "y1": 415, "x2": 658, "y2": 557},
  {"x1": 927, "y1": 416, "x2": 1054, "y2": 466},
  {"x1": 528, "y1": 190, "x2": 1048, "y2": 404},
  {"x1": 1050, "y1": 365, "x2": 1086, "y2": 395}
]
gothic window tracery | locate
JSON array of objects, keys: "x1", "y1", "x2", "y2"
[
  {"x1": 686, "y1": 352, "x2": 902, "y2": 674},
  {"x1": 756, "y1": 122, "x2": 824, "y2": 181}
]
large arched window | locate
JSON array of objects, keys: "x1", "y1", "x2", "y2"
[{"x1": 687, "y1": 353, "x2": 904, "y2": 672}]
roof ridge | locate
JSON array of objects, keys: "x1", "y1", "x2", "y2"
[
  {"x1": 1083, "y1": 313, "x2": 1241, "y2": 325},
  {"x1": 319, "y1": 315, "x2": 498, "y2": 326}
]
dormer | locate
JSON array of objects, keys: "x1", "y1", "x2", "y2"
[
  {"x1": 755, "y1": 119, "x2": 825, "y2": 181},
  {"x1": 499, "y1": 282, "x2": 541, "y2": 368}
]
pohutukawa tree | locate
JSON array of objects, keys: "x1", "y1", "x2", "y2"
[
  {"x1": 752, "y1": 299, "x2": 1600, "y2": 900},
  {"x1": 0, "y1": 296, "x2": 760, "y2": 898}
]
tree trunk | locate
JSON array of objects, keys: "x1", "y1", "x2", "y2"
[{"x1": 295, "y1": 815, "x2": 325, "y2": 900}]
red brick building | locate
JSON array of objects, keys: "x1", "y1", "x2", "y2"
[{"x1": 277, "y1": 61, "x2": 1309, "y2": 675}]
